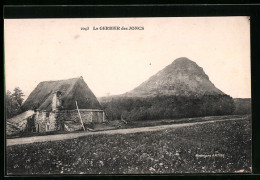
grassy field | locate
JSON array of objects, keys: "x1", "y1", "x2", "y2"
[
  {"x1": 126, "y1": 115, "x2": 248, "y2": 128},
  {"x1": 6, "y1": 116, "x2": 251, "y2": 174}
]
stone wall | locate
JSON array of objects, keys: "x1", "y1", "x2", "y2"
[
  {"x1": 35, "y1": 111, "x2": 47, "y2": 132},
  {"x1": 55, "y1": 110, "x2": 106, "y2": 124},
  {"x1": 80, "y1": 111, "x2": 92, "y2": 123},
  {"x1": 34, "y1": 111, "x2": 56, "y2": 132},
  {"x1": 49, "y1": 112, "x2": 56, "y2": 131},
  {"x1": 32, "y1": 109, "x2": 106, "y2": 133}
]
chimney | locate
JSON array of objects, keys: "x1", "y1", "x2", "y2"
[{"x1": 52, "y1": 91, "x2": 62, "y2": 111}]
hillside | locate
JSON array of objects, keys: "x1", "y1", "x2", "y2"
[
  {"x1": 99, "y1": 58, "x2": 235, "y2": 121},
  {"x1": 100, "y1": 57, "x2": 225, "y2": 102},
  {"x1": 123, "y1": 57, "x2": 224, "y2": 97}
]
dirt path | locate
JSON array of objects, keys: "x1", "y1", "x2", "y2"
[{"x1": 6, "y1": 117, "x2": 248, "y2": 146}]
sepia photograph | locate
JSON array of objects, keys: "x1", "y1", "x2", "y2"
[{"x1": 4, "y1": 17, "x2": 251, "y2": 174}]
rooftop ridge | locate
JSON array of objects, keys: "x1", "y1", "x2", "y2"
[{"x1": 39, "y1": 76, "x2": 83, "y2": 83}]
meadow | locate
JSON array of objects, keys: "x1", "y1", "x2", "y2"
[{"x1": 6, "y1": 116, "x2": 251, "y2": 174}]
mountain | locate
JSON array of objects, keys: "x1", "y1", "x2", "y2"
[
  {"x1": 99, "y1": 57, "x2": 235, "y2": 120},
  {"x1": 121, "y1": 57, "x2": 224, "y2": 97}
]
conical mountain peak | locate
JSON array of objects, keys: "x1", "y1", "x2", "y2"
[
  {"x1": 172, "y1": 57, "x2": 196, "y2": 65},
  {"x1": 124, "y1": 57, "x2": 224, "y2": 97}
]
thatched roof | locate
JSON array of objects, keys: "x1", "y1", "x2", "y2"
[
  {"x1": 7, "y1": 110, "x2": 35, "y2": 124},
  {"x1": 21, "y1": 77, "x2": 102, "y2": 112},
  {"x1": 6, "y1": 110, "x2": 35, "y2": 135}
]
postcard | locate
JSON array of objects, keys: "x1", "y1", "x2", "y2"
[{"x1": 4, "y1": 17, "x2": 251, "y2": 174}]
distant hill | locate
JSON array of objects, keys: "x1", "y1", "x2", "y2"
[
  {"x1": 124, "y1": 57, "x2": 224, "y2": 97},
  {"x1": 100, "y1": 57, "x2": 225, "y2": 102},
  {"x1": 233, "y1": 98, "x2": 251, "y2": 115},
  {"x1": 100, "y1": 57, "x2": 236, "y2": 121}
]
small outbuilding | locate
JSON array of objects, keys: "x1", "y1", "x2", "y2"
[{"x1": 9, "y1": 76, "x2": 106, "y2": 134}]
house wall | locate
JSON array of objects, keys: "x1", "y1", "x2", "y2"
[
  {"x1": 49, "y1": 112, "x2": 56, "y2": 131},
  {"x1": 34, "y1": 111, "x2": 56, "y2": 132},
  {"x1": 35, "y1": 111, "x2": 47, "y2": 132},
  {"x1": 82, "y1": 110, "x2": 105, "y2": 123},
  {"x1": 55, "y1": 110, "x2": 106, "y2": 124},
  {"x1": 27, "y1": 109, "x2": 106, "y2": 133}
]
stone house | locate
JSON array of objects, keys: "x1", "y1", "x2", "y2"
[{"x1": 8, "y1": 76, "x2": 106, "y2": 134}]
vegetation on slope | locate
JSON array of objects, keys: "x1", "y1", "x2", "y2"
[
  {"x1": 101, "y1": 95, "x2": 235, "y2": 121},
  {"x1": 233, "y1": 98, "x2": 251, "y2": 115},
  {"x1": 124, "y1": 57, "x2": 224, "y2": 97}
]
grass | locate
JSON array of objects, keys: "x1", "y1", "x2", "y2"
[
  {"x1": 7, "y1": 114, "x2": 250, "y2": 139},
  {"x1": 6, "y1": 117, "x2": 251, "y2": 174},
  {"x1": 126, "y1": 114, "x2": 249, "y2": 128}
]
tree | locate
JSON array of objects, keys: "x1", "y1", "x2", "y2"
[
  {"x1": 5, "y1": 87, "x2": 25, "y2": 119},
  {"x1": 6, "y1": 90, "x2": 14, "y2": 118},
  {"x1": 101, "y1": 94, "x2": 235, "y2": 121},
  {"x1": 12, "y1": 87, "x2": 25, "y2": 107}
]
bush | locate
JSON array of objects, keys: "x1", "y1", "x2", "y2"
[
  {"x1": 233, "y1": 98, "x2": 251, "y2": 115},
  {"x1": 101, "y1": 95, "x2": 235, "y2": 121}
]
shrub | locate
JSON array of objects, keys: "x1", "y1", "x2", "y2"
[{"x1": 101, "y1": 95, "x2": 235, "y2": 121}]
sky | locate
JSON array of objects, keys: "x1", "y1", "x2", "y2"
[{"x1": 4, "y1": 17, "x2": 251, "y2": 99}]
